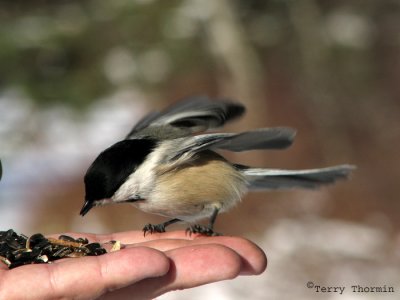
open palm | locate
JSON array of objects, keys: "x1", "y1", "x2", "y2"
[{"x1": 0, "y1": 231, "x2": 267, "y2": 300}]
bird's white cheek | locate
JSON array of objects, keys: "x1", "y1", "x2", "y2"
[
  {"x1": 112, "y1": 177, "x2": 141, "y2": 202},
  {"x1": 93, "y1": 198, "x2": 114, "y2": 206}
]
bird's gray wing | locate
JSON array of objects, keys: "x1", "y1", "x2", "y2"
[
  {"x1": 167, "y1": 127, "x2": 296, "y2": 161},
  {"x1": 127, "y1": 96, "x2": 245, "y2": 139}
]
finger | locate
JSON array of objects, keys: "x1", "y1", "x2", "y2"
[
  {"x1": 47, "y1": 230, "x2": 193, "y2": 245},
  {"x1": 130, "y1": 235, "x2": 267, "y2": 275},
  {"x1": 107, "y1": 230, "x2": 195, "y2": 243},
  {"x1": 100, "y1": 244, "x2": 242, "y2": 300},
  {"x1": 0, "y1": 247, "x2": 169, "y2": 300}
]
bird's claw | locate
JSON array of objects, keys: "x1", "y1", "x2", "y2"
[
  {"x1": 185, "y1": 224, "x2": 222, "y2": 236},
  {"x1": 143, "y1": 223, "x2": 166, "y2": 236}
]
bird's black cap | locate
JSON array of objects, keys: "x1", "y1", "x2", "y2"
[{"x1": 81, "y1": 138, "x2": 156, "y2": 216}]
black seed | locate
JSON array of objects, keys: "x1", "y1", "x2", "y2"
[
  {"x1": 93, "y1": 248, "x2": 107, "y2": 255},
  {"x1": 53, "y1": 247, "x2": 73, "y2": 258},
  {"x1": 33, "y1": 239, "x2": 51, "y2": 250},
  {"x1": 9, "y1": 261, "x2": 27, "y2": 269},
  {"x1": 85, "y1": 243, "x2": 107, "y2": 255},
  {"x1": 58, "y1": 235, "x2": 77, "y2": 242},
  {"x1": 14, "y1": 251, "x2": 36, "y2": 262},
  {"x1": 6, "y1": 238, "x2": 22, "y2": 250},
  {"x1": 75, "y1": 238, "x2": 89, "y2": 244},
  {"x1": 85, "y1": 242, "x2": 101, "y2": 251},
  {"x1": 28, "y1": 234, "x2": 47, "y2": 248}
]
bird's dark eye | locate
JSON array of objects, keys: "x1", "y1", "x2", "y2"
[{"x1": 84, "y1": 139, "x2": 156, "y2": 201}]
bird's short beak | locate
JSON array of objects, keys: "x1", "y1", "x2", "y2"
[{"x1": 80, "y1": 200, "x2": 93, "y2": 216}]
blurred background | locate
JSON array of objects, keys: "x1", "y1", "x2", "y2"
[{"x1": 1, "y1": 0, "x2": 400, "y2": 299}]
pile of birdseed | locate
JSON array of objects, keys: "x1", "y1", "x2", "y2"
[{"x1": 0, "y1": 229, "x2": 119, "y2": 269}]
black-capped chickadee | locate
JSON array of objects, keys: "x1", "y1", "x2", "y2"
[{"x1": 80, "y1": 97, "x2": 354, "y2": 236}]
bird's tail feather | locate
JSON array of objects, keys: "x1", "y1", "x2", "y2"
[{"x1": 238, "y1": 164, "x2": 355, "y2": 190}]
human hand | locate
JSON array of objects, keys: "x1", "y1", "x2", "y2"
[{"x1": 0, "y1": 230, "x2": 267, "y2": 300}]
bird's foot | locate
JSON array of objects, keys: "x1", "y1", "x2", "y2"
[
  {"x1": 185, "y1": 224, "x2": 222, "y2": 236},
  {"x1": 143, "y1": 223, "x2": 166, "y2": 236}
]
